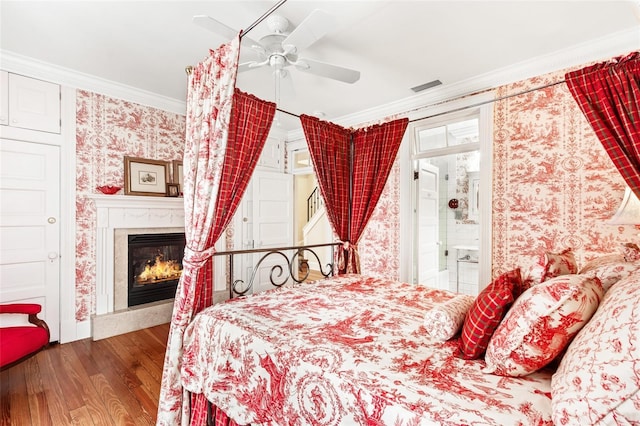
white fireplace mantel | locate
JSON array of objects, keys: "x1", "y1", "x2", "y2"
[{"x1": 89, "y1": 194, "x2": 185, "y2": 316}]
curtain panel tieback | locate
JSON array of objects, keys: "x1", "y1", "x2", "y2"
[
  {"x1": 183, "y1": 246, "x2": 217, "y2": 269},
  {"x1": 338, "y1": 241, "x2": 361, "y2": 274}
]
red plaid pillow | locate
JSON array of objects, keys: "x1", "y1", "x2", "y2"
[{"x1": 459, "y1": 269, "x2": 521, "y2": 359}]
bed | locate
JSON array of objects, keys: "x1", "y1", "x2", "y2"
[
  {"x1": 182, "y1": 274, "x2": 552, "y2": 425},
  {"x1": 178, "y1": 246, "x2": 640, "y2": 426}
]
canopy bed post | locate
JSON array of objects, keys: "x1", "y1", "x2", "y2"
[{"x1": 157, "y1": 34, "x2": 277, "y2": 425}]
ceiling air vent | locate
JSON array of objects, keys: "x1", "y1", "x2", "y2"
[{"x1": 411, "y1": 80, "x2": 442, "y2": 93}]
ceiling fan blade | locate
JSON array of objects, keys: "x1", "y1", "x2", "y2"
[
  {"x1": 193, "y1": 15, "x2": 237, "y2": 40},
  {"x1": 192, "y1": 15, "x2": 261, "y2": 49},
  {"x1": 282, "y1": 9, "x2": 337, "y2": 53},
  {"x1": 238, "y1": 61, "x2": 261, "y2": 73},
  {"x1": 294, "y1": 58, "x2": 360, "y2": 84}
]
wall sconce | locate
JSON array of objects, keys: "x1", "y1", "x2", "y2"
[{"x1": 608, "y1": 187, "x2": 640, "y2": 226}]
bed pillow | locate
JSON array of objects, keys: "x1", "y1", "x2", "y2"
[
  {"x1": 484, "y1": 274, "x2": 603, "y2": 377},
  {"x1": 579, "y1": 253, "x2": 640, "y2": 292},
  {"x1": 551, "y1": 270, "x2": 640, "y2": 425},
  {"x1": 522, "y1": 248, "x2": 577, "y2": 290},
  {"x1": 423, "y1": 294, "x2": 475, "y2": 341},
  {"x1": 459, "y1": 269, "x2": 521, "y2": 359},
  {"x1": 542, "y1": 248, "x2": 578, "y2": 280}
]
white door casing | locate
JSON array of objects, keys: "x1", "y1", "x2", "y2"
[
  {"x1": 416, "y1": 161, "x2": 440, "y2": 288},
  {"x1": 0, "y1": 139, "x2": 60, "y2": 341}
]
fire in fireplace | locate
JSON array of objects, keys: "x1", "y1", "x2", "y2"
[{"x1": 128, "y1": 233, "x2": 185, "y2": 307}]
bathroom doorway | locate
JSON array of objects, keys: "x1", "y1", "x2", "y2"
[{"x1": 412, "y1": 112, "x2": 485, "y2": 294}]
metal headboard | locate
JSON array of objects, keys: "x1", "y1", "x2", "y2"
[{"x1": 213, "y1": 242, "x2": 341, "y2": 298}]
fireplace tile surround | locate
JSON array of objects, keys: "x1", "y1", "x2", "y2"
[{"x1": 90, "y1": 194, "x2": 185, "y2": 340}]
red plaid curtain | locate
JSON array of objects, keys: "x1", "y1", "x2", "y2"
[
  {"x1": 301, "y1": 115, "x2": 408, "y2": 274},
  {"x1": 193, "y1": 89, "x2": 277, "y2": 313},
  {"x1": 565, "y1": 51, "x2": 640, "y2": 198},
  {"x1": 300, "y1": 116, "x2": 351, "y2": 248}
]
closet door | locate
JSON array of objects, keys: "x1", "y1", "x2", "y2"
[
  {"x1": 0, "y1": 139, "x2": 60, "y2": 341},
  {"x1": 7, "y1": 73, "x2": 61, "y2": 133}
]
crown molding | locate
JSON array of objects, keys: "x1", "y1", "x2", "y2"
[
  {"x1": 286, "y1": 26, "x2": 639, "y2": 142},
  {"x1": 2, "y1": 25, "x2": 637, "y2": 131},
  {"x1": 0, "y1": 50, "x2": 187, "y2": 115}
]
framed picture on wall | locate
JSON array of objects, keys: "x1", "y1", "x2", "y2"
[
  {"x1": 172, "y1": 160, "x2": 183, "y2": 194},
  {"x1": 124, "y1": 156, "x2": 170, "y2": 196},
  {"x1": 166, "y1": 183, "x2": 180, "y2": 197}
]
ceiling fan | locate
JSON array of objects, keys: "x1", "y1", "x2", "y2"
[{"x1": 193, "y1": 9, "x2": 361, "y2": 84}]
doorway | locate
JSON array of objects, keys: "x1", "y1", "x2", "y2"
[
  {"x1": 0, "y1": 139, "x2": 60, "y2": 340},
  {"x1": 412, "y1": 113, "x2": 485, "y2": 294}
]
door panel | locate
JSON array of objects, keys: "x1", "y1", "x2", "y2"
[
  {"x1": 416, "y1": 161, "x2": 440, "y2": 288},
  {"x1": 252, "y1": 171, "x2": 293, "y2": 293},
  {"x1": 0, "y1": 139, "x2": 59, "y2": 340},
  {"x1": 254, "y1": 172, "x2": 293, "y2": 248},
  {"x1": 232, "y1": 170, "x2": 294, "y2": 295},
  {"x1": 8, "y1": 73, "x2": 61, "y2": 134}
]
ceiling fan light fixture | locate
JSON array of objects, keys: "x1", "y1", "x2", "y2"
[{"x1": 269, "y1": 54, "x2": 286, "y2": 69}]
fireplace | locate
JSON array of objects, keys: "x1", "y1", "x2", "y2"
[{"x1": 128, "y1": 232, "x2": 185, "y2": 307}]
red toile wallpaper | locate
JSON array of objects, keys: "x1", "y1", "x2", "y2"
[
  {"x1": 359, "y1": 156, "x2": 401, "y2": 281},
  {"x1": 75, "y1": 90, "x2": 185, "y2": 321},
  {"x1": 491, "y1": 69, "x2": 637, "y2": 277}
]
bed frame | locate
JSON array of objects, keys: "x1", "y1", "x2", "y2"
[{"x1": 213, "y1": 242, "x2": 342, "y2": 299}]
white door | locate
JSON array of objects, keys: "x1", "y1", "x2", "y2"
[
  {"x1": 251, "y1": 170, "x2": 293, "y2": 293},
  {"x1": 7, "y1": 73, "x2": 61, "y2": 134},
  {"x1": 0, "y1": 139, "x2": 60, "y2": 341},
  {"x1": 416, "y1": 161, "x2": 440, "y2": 288},
  {"x1": 233, "y1": 170, "x2": 293, "y2": 295}
]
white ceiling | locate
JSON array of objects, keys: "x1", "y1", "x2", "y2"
[{"x1": 1, "y1": 1, "x2": 639, "y2": 132}]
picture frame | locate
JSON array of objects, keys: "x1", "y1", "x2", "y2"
[
  {"x1": 172, "y1": 160, "x2": 183, "y2": 194},
  {"x1": 124, "y1": 156, "x2": 170, "y2": 196},
  {"x1": 166, "y1": 183, "x2": 180, "y2": 197}
]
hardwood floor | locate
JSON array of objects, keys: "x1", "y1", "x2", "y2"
[
  {"x1": 0, "y1": 323, "x2": 170, "y2": 426},
  {"x1": 304, "y1": 269, "x2": 326, "y2": 282}
]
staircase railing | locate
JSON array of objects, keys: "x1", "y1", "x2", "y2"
[{"x1": 307, "y1": 186, "x2": 323, "y2": 221}]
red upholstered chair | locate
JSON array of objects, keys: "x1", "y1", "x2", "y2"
[{"x1": 0, "y1": 304, "x2": 50, "y2": 370}]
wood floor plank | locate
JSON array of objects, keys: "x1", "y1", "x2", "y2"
[
  {"x1": 68, "y1": 339, "x2": 100, "y2": 378},
  {"x1": 0, "y1": 369, "x2": 13, "y2": 426},
  {"x1": 1, "y1": 323, "x2": 170, "y2": 425},
  {"x1": 6, "y1": 362, "x2": 30, "y2": 426},
  {"x1": 89, "y1": 373, "x2": 137, "y2": 426},
  {"x1": 134, "y1": 327, "x2": 169, "y2": 365},
  {"x1": 23, "y1": 357, "x2": 44, "y2": 395},
  {"x1": 27, "y1": 391, "x2": 52, "y2": 426},
  {"x1": 36, "y1": 348, "x2": 74, "y2": 425},
  {"x1": 63, "y1": 341, "x2": 116, "y2": 426},
  {"x1": 46, "y1": 343, "x2": 85, "y2": 411},
  {"x1": 148, "y1": 322, "x2": 171, "y2": 346},
  {"x1": 114, "y1": 329, "x2": 164, "y2": 383},
  {"x1": 68, "y1": 405, "x2": 94, "y2": 426}
]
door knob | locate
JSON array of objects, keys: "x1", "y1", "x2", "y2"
[{"x1": 47, "y1": 217, "x2": 56, "y2": 224}]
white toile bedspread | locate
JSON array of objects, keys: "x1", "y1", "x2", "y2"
[{"x1": 181, "y1": 274, "x2": 552, "y2": 425}]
